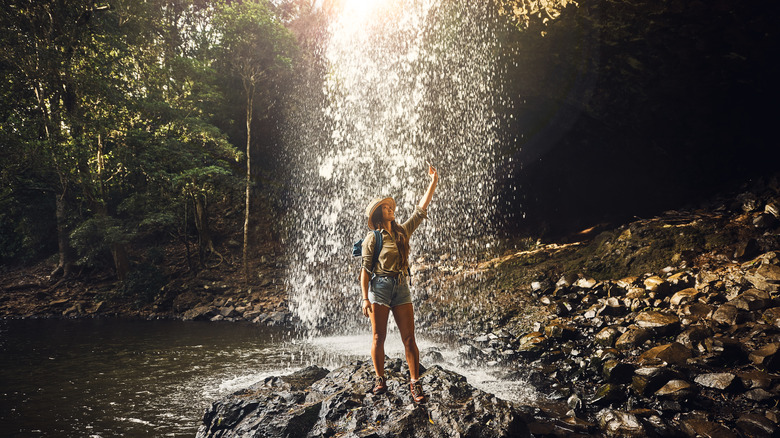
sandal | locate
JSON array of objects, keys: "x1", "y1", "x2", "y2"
[
  {"x1": 373, "y1": 376, "x2": 387, "y2": 395},
  {"x1": 410, "y1": 380, "x2": 426, "y2": 403}
]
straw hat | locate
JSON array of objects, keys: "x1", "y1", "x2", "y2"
[{"x1": 365, "y1": 197, "x2": 396, "y2": 230}]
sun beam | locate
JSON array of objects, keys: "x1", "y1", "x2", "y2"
[{"x1": 325, "y1": 0, "x2": 399, "y2": 24}]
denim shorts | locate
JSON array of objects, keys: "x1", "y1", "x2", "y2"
[{"x1": 369, "y1": 275, "x2": 412, "y2": 308}]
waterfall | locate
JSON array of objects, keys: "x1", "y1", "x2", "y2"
[{"x1": 285, "y1": 0, "x2": 505, "y2": 334}]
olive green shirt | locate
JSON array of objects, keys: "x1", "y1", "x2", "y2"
[{"x1": 361, "y1": 206, "x2": 428, "y2": 276}]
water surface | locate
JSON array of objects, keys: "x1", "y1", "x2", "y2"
[
  {"x1": 0, "y1": 319, "x2": 300, "y2": 437},
  {"x1": 0, "y1": 318, "x2": 534, "y2": 437}
]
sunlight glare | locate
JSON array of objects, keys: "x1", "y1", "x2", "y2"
[
  {"x1": 342, "y1": 0, "x2": 381, "y2": 15},
  {"x1": 334, "y1": 0, "x2": 394, "y2": 24}
]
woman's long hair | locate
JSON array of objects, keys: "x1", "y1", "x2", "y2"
[{"x1": 371, "y1": 208, "x2": 410, "y2": 271}]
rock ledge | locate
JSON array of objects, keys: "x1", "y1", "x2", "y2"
[{"x1": 198, "y1": 359, "x2": 529, "y2": 438}]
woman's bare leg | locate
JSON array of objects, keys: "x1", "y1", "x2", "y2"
[
  {"x1": 392, "y1": 303, "x2": 419, "y2": 380},
  {"x1": 370, "y1": 304, "x2": 390, "y2": 377}
]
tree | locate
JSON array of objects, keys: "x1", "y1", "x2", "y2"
[
  {"x1": 213, "y1": 0, "x2": 295, "y2": 283},
  {"x1": 0, "y1": 0, "x2": 241, "y2": 283},
  {"x1": 0, "y1": 0, "x2": 114, "y2": 277}
]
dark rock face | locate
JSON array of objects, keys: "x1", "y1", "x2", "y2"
[
  {"x1": 198, "y1": 360, "x2": 529, "y2": 438},
  {"x1": 500, "y1": 0, "x2": 780, "y2": 238}
]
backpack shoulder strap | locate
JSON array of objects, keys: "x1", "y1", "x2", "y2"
[{"x1": 371, "y1": 229, "x2": 382, "y2": 272}]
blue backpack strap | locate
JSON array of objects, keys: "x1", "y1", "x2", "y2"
[{"x1": 371, "y1": 229, "x2": 382, "y2": 273}]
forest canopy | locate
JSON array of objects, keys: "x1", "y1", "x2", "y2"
[{"x1": 0, "y1": 0, "x2": 302, "y2": 282}]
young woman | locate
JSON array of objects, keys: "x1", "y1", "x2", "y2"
[{"x1": 360, "y1": 164, "x2": 438, "y2": 402}]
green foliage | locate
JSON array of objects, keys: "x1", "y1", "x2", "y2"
[
  {"x1": 0, "y1": 0, "x2": 299, "y2": 282},
  {"x1": 120, "y1": 261, "x2": 167, "y2": 306},
  {"x1": 70, "y1": 216, "x2": 133, "y2": 269},
  {"x1": 0, "y1": 186, "x2": 56, "y2": 264}
]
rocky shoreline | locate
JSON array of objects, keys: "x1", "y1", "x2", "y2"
[
  {"x1": 0, "y1": 246, "x2": 293, "y2": 325},
  {"x1": 198, "y1": 181, "x2": 780, "y2": 437},
  {"x1": 3, "y1": 179, "x2": 779, "y2": 436},
  {"x1": 197, "y1": 248, "x2": 780, "y2": 437},
  {"x1": 448, "y1": 250, "x2": 780, "y2": 437}
]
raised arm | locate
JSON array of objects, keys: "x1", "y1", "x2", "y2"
[{"x1": 417, "y1": 164, "x2": 439, "y2": 210}]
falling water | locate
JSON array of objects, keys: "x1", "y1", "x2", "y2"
[{"x1": 285, "y1": 0, "x2": 506, "y2": 333}]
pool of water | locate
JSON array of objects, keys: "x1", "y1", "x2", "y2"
[{"x1": 0, "y1": 318, "x2": 534, "y2": 437}]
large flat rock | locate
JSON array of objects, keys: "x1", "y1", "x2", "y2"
[{"x1": 197, "y1": 359, "x2": 529, "y2": 438}]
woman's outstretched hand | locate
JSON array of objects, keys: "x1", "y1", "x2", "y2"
[
  {"x1": 428, "y1": 163, "x2": 438, "y2": 182},
  {"x1": 418, "y1": 162, "x2": 438, "y2": 211}
]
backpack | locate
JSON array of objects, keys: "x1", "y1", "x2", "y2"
[
  {"x1": 352, "y1": 230, "x2": 412, "y2": 284},
  {"x1": 352, "y1": 229, "x2": 383, "y2": 274}
]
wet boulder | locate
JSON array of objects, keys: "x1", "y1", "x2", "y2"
[
  {"x1": 693, "y1": 373, "x2": 741, "y2": 391},
  {"x1": 595, "y1": 327, "x2": 621, "y2": 348},
  {"x1": 615, "y1": 327, "x2": 652, "y2": 350},
  {"x1": 556, "y1": 273, "x2": 578, "y2": 288},
  {"x1": 525, "y1": 412, "x2": 594, "y2": 437},
  {"x1": 762, "y1": 307, "x2": 780, "y2": 328},
  {"x1": 198, "y1": 359, "x2": 529, "y2": 438},
  {"x1": 754, "y1": 213, "x2": 778, "y2": 229},
  {"x1": 544, "y1": 321, "x2": 577, "y2": 340},
  {"x1": 601, "y1": 297, "x2": 627, "y2": 316},
  {"x1": 735, "y1": 414, "x2": 778, "y2": 438},
  {"x1": 596, "y1": 409, "x2": 646, "y2": 437},
  {"x1": 678, "y1": 303, "x2": 714, "y2": 324},
  {"x1": 575, "y1": 276, "x2": 598, "y2": 289},
  {"x1": 745, "y1": 388, "x2": 775, "y2": 402},
  {"x1": 676, "y1": 325, "x2": 713, "y2": 349},
  {"x1": 219, "y1": 306, "x2": 240, "y2": 318},
  {"x1": 624, "y1": 287, "x2": 646, "y2": 300},
  {"x1": 699, "y1": 336, "x2": 748, "y2": 366},
  {"x1": 767, "y1": 200, "x2": 780, "y2": 219},
  {"x1": 730, "y1": 289, "x2": 772, "y2": 311},
  {"x1": 547, "y1": 301, "x2": 571, "y2": 316},
  {"x1": 635, "y1": 311, "x2": 680, "y2": 336},
  {"x1": 667, "y1": 272, "x2": 695, "y2": 289},
  {"x1": 242, "y1": 310, "x2": 262, "y2": 320},
  {"x1": 670, "y1": 288, "x2": 700, "y2": 307},
  {"x1": 644, "y1": 276, "x2": 671, "y2": 297},
  {"x1": 616, "y1": 277, "x2": 640, "y2": 290},
  {"x1": 711, "y1": 304, "x2": 746, "y2": 326},
  {"x1": 749, "y1": 343, "x2": 780, "y2": 372},
  {"x1": 654, "y1": 379, "x2": 694, "y2": 400},
  {"x1": 680, "y1": 416, "x2": 737, "y2": 438},
  {"x1": 517, "y1": 332, "x2": 547, "y2": 358},
  {"x1": 745, "y1": 263, "x2": 780, "y2": 293},
  {"x1": 422, "y1": 350, "x2": 444, "y2": 364},
  {"x1": 734, "y1": 239, "x2": 761, "y2": 260},
  {"x1": 639, "y1": 342, "x2": 692, "y2": 366},
  {"x1": 736, "y1": 370, "x2": 776, "y2": 389},
  {"x1": 634, "y1": 409, "x2": 676, "y2": 437},
  {"x1": 696, "y1": 270, "x2": 722, "y2": 291},
  {"x1": 631, "y1": 367, "x2": 679, "y2": 397},
  {"x1": 183, "y1": 305, "x2": 218, "y2": 321}
]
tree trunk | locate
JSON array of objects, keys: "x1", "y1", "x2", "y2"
[
  {"x1": 182, "y1": 199, "x2": 193, "y2": 272},
  {"x1": 95, "y1": 133, "x2": 130, "y2": 282},
  {"x1": 52, "y1": 182, "x2": 74, "y2": 278},
  {"x1": 193, "y1": 192, "x2": 214, "y2": 265},
  {"x1": 243, "y1": 87, "x2": 254, "y2": 284},
  {"x1": 111, "y1": 244, "x2": 130, "y2": 281}
]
